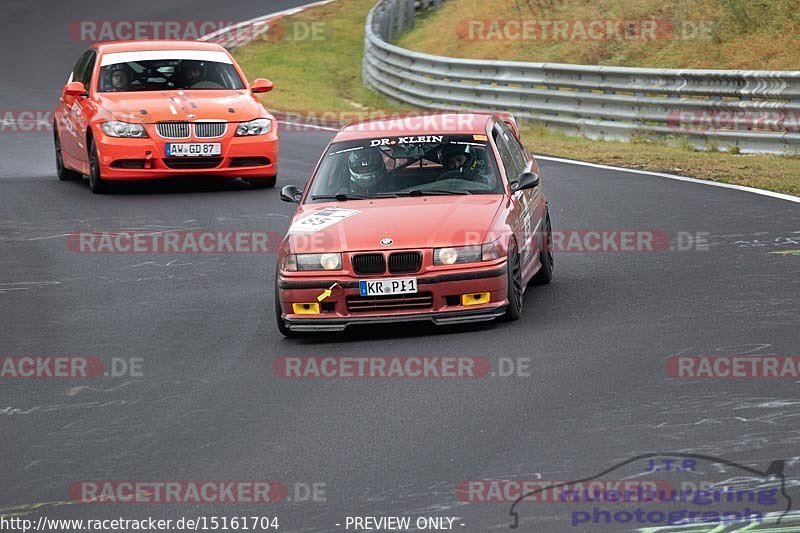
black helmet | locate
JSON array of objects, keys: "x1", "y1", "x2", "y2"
[
  {"x1": 183, "y1": 60, "x2": 206, "y2": 74},
  {"x1": 441, "y1": 143, "x2": 476, "y2": 172},
  {"x1": 348, "y1": 148, "x2": 385, "y2": 189}
]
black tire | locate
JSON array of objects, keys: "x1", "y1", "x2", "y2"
[
  {"x1": 87, "y1": 137, "x2": 109, "y2": 194},
  {"x1": 504, "y1": 242, "x2": 524, "y2": 321},
  {"x1": 245, "y1": 175, "x2": 276, "y2": 189},
  {"x1": 54, "y1": 127, "x2": 81, "y2": 181},
  {"x1": 274, "y1": 274, "x2": 298, "y2": 338},
  {"x1": 531, "y1": 209, "x2": 553, "y2": 285}
]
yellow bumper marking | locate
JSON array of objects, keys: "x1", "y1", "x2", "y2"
[
  {"x1": 292, "y1": 303, "x2": 320, "y2": 314},
  {"x1": 462, "y1": 292, "x2": 490, "y2": 306}
]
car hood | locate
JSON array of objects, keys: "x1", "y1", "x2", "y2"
[
  {"x1": 96, "y1": 90, "x2": 266, "y2": 123},
  {"x1": 287, "y1": 195, "x2": 505, "y2": 253}
]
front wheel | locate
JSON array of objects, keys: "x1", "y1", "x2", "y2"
[
  {"x1": 503, "y1": 243, "x2": 524, "y2": 321},
  {"x1": 54, "y1": 127, "x2": 80, "y2": 181},
  {"x1": 87, "y1": 138, "x2": 108, "y2": 194}
]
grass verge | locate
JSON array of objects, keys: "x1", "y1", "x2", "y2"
[{"x1": 233, "y1": 0, "x2": 800, "y2": 197}]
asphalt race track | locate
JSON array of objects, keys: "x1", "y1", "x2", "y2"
[{"x1": 1, "y1": 1, "x2": 799, "y2": 532}]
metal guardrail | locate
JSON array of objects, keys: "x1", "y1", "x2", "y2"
[{"x1": 363, "y1": 0, "x2": 800, "y2": 154}]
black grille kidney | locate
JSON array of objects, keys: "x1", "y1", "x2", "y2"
[
  {"x1": 352, "y1": 253, "x2": 386, "y2": 275},
  {"x1": 388, "y1": 252, "x2": 422, "y2": 274}
]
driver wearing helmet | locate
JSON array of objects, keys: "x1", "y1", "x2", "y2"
[
  {"x1": 177, "y1": 60, "x2": 206, "y2": 88},
  {"x1": 105, "y1": 64, "x2": 130, "y2": 92},
  {"x1": 347, "y1": 148, "x2": 386, "y2": 194},
  {"x1": 440, "y1": 143, "x2": 492, "y2": 186}
]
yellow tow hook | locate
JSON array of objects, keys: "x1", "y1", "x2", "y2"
[{"x1": 317, "y1": 282, "x2": 340, "y2": 302}]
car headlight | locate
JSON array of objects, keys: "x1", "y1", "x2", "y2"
[
  {"x1": 434, "y1": 246, "x2": 482, "y2": 266},
  {"x1": 101, "y1": 121, "x2": 148, "y2": 138},
  {"x1": 481, "y1": 239, "x2": 503, "y2": 261},
  {"x1": 283, "y1": 253, "x2": 342, "y2": 271},
  {"x1": 236, "y1": 118, "x2": 271, "y2": 136}
]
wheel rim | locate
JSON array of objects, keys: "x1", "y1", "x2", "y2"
[{"x1": 511, "y1": 249, "x2": 523, "y2": 310}]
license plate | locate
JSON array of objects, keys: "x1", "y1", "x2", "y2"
[
  {"x1": 359, "y1": 277, "x2": 418, "y2": 296},
  {"x1": 166, "y1": 143, "x2": 221, "y2": 157}
]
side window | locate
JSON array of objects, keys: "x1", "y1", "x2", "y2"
[
  {"x1": 492, "y1": 128, "x2": 520, "y2": 183},
  {"x1": 77, "y1": 51, "x2": 97, "y2": 87},
  {"x1": 498, "y1": 121, "x2": 529, "y2": 174},
  {"x1": 69, "y1": 50, "x2": 91, "y2": 84}
]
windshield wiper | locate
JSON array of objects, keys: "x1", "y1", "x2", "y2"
[
  {"x1": 311, "y1": 193, "x2": 369, "y2": 201},
  {"x1": 407, "y1": 189, "x2": 471, "y2": 196}
]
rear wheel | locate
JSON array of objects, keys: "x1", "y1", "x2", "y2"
[
  {"x1": 245, "y1": 175, "x2": 276, "y2": 189},
  {"x1": 531, "y1": 209, "x2": 553, "y2": 285},
  {"x1": 87, "y1": 138, "x2": 108, "y2": 194},
  {"x1": 504, "y1": 242, "x2": 524, "y2": 321},
  {"x1": 54, "y1": 127, "x2": 80, "y2": 181}
]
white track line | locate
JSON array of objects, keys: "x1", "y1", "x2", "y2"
[{"x1": 536, "y1": 155, "x2": 800, "y2": 204}]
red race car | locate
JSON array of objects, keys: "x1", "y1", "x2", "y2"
[
  {"x1": 54, "y1": 40, "x2": 278, "y2": 193},
  {"x1": 275, "y1": 112, "x2": 553, "y2": 336}
]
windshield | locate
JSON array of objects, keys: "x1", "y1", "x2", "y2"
[
  {"x1": 97, "y1": 59, "x2": 245, "y2": 92},
  {"x1": 305, "y1": 134, "x2": 503, "y2": 202}
]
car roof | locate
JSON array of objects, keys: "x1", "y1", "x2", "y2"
[
  {"x1": 333, "y1": 112, "x2": 495, "y2": 142},
  {"x1": 92, "y1": 40, "x2": 228, "y2": 54}
]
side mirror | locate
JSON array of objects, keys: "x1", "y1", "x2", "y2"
[
  {"x1": 280, "y1": 185, "x2": 302, "y2": 203},
  {"x1": 251, "y1": 78, "x2": 274, "y2": 94},
  {"x1": 513, "y1": 172, "x2": 540, "y2": 192},
  {"x1": 64, "y1": 81, "x2": 88, "y2": 97}
]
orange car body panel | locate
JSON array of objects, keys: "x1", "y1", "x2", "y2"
[{"x1": 54, "y1": 40, "x2": 278, "y2": 180}]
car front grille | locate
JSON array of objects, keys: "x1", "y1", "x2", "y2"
[
  {"x1": 156, "y1": 121, "x2": 190, "y2": 139},
  {"x1": 388, "y1": 251, "x2": 422, "y2": 274},
  {"x1": 346, "y1": 292, "x2": 433, "y2": 313},
  {"x1": 352, "y1": 253, "x2": 386, "y2": 275},
  {"x1": 163, "y1": 157, "x2": 222, "y2": 170},
  {"x1": 195, "y1": 122, "x2": 227, "y2": 138}
]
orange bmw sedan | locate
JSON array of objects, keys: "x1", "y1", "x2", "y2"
[{"x1": 54, "y1": 40, "x2": 278, "y2": 193}]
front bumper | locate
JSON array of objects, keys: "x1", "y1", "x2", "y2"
[
  {"x1": 278, "y1": 263, "x2": 508, "y2": 332},
  {"x1": 96, "y1": 127, "x2": 278, "y2": 180}
]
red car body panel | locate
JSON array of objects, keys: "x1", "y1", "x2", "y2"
[
  {"x1": 54, "y1": 40, "x2": 278, "y2": 181},
  {"x1": 277, "y1": 113, "x2": 548, "y2": 333}
]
